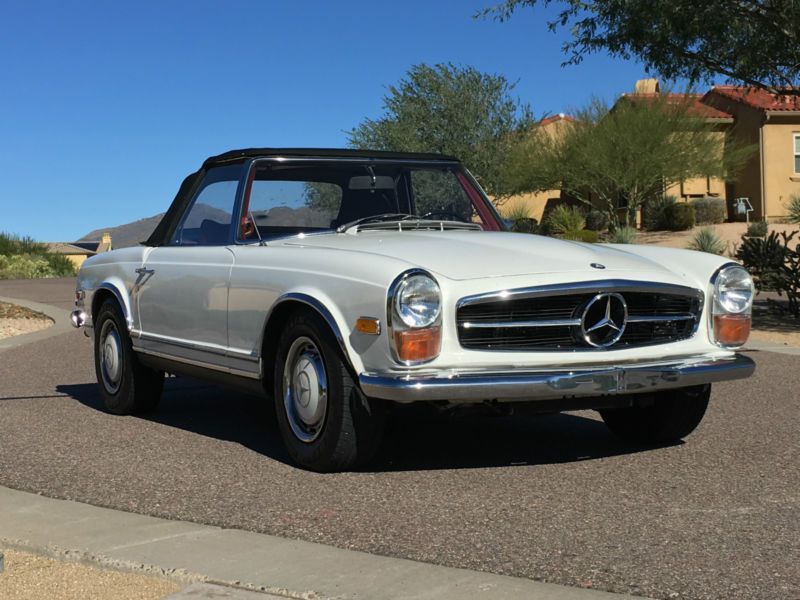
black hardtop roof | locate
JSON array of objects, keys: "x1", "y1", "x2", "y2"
[{"x1": 203, "y1": 147, "x2": 460, "y2": 168}]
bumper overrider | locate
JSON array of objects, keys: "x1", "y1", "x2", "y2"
[{"x1": 359, "y1": 353, "x2": 755, "y2": 403}]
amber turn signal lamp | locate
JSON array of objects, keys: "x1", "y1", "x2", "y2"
[
  {"x1": 355, "y1": 317, "x2": 381, "y2": 335},
  {"x1": 713, "y1": 314, "x2": 751, "y2": 347},
  {"x1": 394, "y1": 327, "x2": 441, "y2": 362}
]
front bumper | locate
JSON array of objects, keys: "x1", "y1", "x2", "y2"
[{"x1": 359, "y1": 353, "x2": 755, "y2": 403}]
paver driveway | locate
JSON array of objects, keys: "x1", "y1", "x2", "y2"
[{"x1": 0, "y1": 278, "x2": 797, "y2": 600}]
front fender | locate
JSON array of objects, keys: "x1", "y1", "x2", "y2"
[{"x1": 263, "y1": 289, "x2": 369, "y2": 375}]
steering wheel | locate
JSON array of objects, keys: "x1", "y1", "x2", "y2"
[{"x1": 420, "y1": 210, "x2": 468, "y2": 223}]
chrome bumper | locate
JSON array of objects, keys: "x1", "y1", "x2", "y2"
[{"x1": 359, "y1": 353, "x2": 755, "y2": 403}]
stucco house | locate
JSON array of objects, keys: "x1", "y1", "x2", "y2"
[
  {"x1": 47, "y1": 232, "x2": 112, "y2": 268},
  {"x1": 502, "y1": 79, "x2": 800, "y2": 225},
  {"x1": 702, "y1": 86, "x2": 800, "y2": 221}
]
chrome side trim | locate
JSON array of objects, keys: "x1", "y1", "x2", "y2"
[
  {"x1": 135, "y1": 348, "x2": 261, "y2": 380},
  {"x1": 133, "y1": 330, "x2": 258, "y2": 361},
  {"x1": 457, "y1": 279, "x2": 704, "y2": 309},
  {"x1": 359, "y1": 353, "x2": 755, "y2": 403}
]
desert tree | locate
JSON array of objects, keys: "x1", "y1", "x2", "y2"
[
  {"x1": 479, "y1": 0, "x2": 800, "y2": 96},
  {"x1": 348, "y1": 63, "x2": 534, "y2": 198}
]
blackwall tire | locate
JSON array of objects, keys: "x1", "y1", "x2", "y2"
[
  {"x1": 600, "y1": 384, "x2": 711, "y2": 444},
  {"x1": 273, "y1": 310, "x2": 385, "y2": 472},
  {"x1": 94, "y1": 299, "x2": 164, "y2": 415}
]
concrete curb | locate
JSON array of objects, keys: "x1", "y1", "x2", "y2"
[
  {"x1": 0, "y1": 295, "x2": 75, "y2": 352},
  {"x1": 0, "y1": 485, "x2": 643, "y2": 600}
]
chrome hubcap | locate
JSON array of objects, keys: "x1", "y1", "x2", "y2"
[
  {"x1": 283, "y1": 336, "x2": 328, "y2": 443},
  {"x1": 99, "y1": 320, "x2": 123, "y2": 394}
]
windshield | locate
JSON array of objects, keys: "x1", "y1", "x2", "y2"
[{"x1": 238, "y1": 162, "x2": 503, "y2": 241}]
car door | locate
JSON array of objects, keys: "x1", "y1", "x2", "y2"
[{"x1": 135, "y1": 164, "x2": 242, "y2": 371}]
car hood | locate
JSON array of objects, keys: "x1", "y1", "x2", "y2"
[{"x1": 278, "y1": 230, "x2": 677, "y2": 281}]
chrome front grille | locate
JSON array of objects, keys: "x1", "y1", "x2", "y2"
[{"x1": 456, "y1": 280, "x2": 703, "y2": 351}]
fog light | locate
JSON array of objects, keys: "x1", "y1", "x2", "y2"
[
  {"x1": 70, "y1": 310, "x2": 87, "y2": 328},
  {"x1": 394, "y1": 327, "x2": 441, "y2": 362},
  {"x1": 713, "y1": 314, "x2": 751, "y2": 347}
]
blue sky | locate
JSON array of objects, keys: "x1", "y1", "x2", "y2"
[{"x1": 1, "y1": 0, "x2": 661, "y2": 242}]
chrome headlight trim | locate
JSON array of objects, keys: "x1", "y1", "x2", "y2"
[
  {"x1": 386, "y1": 269, "x2": 442, "y2": 366},
  {"x1": 393, "y1": 273, "x2": 442, "y2": 328},
  {"x1": 712, "y1": 264, "x2": 754, "y2": 316}
]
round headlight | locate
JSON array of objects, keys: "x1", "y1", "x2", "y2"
[
  {"x1": 714, "y1": 265, "x2": 754, "y2": 314},
  {"x1": 394, "y1": 274, "x2": 441, "y2": 328}
]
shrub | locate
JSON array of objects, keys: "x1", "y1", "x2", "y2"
[
  {"x1": 664, "y1": 202, "x2": 696, "y2": 231},
  {"x1": 745, "y1": 220, "x2": 768, "y2": 238},
  {"x1": 561, "y1": 229, "x2": 599, "y2": 243},
  {"x1": 787, "y1": 195, "x2": 800, "y2": 224},
  {"x1": 687, "y1": 227, "x2": 727, "y2": 255},
  {"x1": 607, "y1": 226, "x2": 637, "y2": 244},
  {"x1": 0, "y1": 231, "x2": 76, "y2": 279},
  {"x1": 643, "y1": 195, "x2": 676, "y2": 231},
  {"x1": 691, "y1": 197, "x2": 726, "y2": 225},
  {"x1": 737, "y1": 230, "x2": 800, "y2": 317},
  {"x1": 545, "y1": 204, "x2": 586, "y2": 235},
  {"x1": 585, "y1": 210, "x2": 609, "y2": 232},
  {"x1": 0, "y1": 232, "x2": 46, "y2": 255},
  {"x1": 0, "y1": 254, "x2": 55, "y2": 279}
]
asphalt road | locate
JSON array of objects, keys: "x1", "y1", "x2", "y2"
[{"x1": 1, "y1": 278, "x2": 798, "y2": 600}]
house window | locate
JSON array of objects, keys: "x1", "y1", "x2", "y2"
[{"x1": 795, "y1": 133, "x2": 800, "y2": 173}]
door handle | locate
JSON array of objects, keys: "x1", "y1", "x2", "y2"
[{"x1": 135, "y1": 268, "x2": 155, "y2": 275}]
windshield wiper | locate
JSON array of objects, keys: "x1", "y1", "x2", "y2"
[{"x1": 336, "y1": 213, "x2": 414, "y2": 233}]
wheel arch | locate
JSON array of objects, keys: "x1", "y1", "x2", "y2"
[
  {"x1": 260, "y1": 293, "x2": 361, "y2": 381},
  {"x1": 91, "y1": 280, "x2": 134, "y2": 330}
]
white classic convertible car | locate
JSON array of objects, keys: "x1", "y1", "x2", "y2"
[{"x1": 72, "y1": 148, "x2": 755, "y2": 471}]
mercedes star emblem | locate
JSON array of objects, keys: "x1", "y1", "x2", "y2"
[{"x1": 579, "y1": 292, "x2": 628, "y2": 348}]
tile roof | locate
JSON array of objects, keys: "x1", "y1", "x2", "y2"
[
  {"x1": 538, "y1": 113, "x2": 575, "y2": 127},
  {"x1": 46, "y1": 241, "x2": 99, "y2": 255},
  {"x1": 707, "y1": 86, "x2": 800, "y2": 112},
  {"x1": 622, "y1": 93, "x2": 734, "y2": 120}
]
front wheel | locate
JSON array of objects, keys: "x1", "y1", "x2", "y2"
[
  {"x1": 94, "y1": 299, "x2": 164, "y2": 415},
  {"x1": 600, "y1": 384, "x2": 711, "y2": 444},
  {"x1": 273, "y1": 310, "x2": 385, "y2": 472}
]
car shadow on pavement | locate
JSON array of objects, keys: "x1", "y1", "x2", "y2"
[
  {"x1": 370, "y1": 404, "x2": 673, "y2": 472},
  {"x1": 58, "y1": 377, "x2": 672, "y2": 472},
  {"x1": 57, "y1": 377, "x2": 292, "y2": 465}
]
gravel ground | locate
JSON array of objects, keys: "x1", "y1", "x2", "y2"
[
  {"x1": 637, "y1": 222, "x2": 799, "y2": 256},
  {"x1": 0, "y1": 279, "x2": 798, "y2": 600},
  {"x1": 0, "y1": 549, "x2": 179, "y2": 600},
  {"x1": 0, "y1": 301, "x2": 52, "y2": 340}
]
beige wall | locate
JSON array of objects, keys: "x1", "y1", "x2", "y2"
[
  {"x1": 761, "y1": 118, "x2": 800, "y2": 219},
  {"x1": 665, "y1": 175, "x2": 726, "y2": 200},
  {"x1": 64, "y1": 254, "x2": 88, "y2": 268},
  {"x1": 497, "y1": 190, "x2": 563, "y2": 222}
]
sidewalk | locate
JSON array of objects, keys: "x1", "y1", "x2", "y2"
[{"x1": 0, "y1": 486, "x2": 642, "y2": 600}]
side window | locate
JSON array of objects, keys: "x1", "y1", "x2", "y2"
[
  {"x1": 410, "y1": 169, "x2": 483, "y2": 224},
  {"x1": 794, "y1": 133, "x2": 800, "y2": 174},
  {"x1": 173, "y1": 165, "x2": 242, "y2": 246}
]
